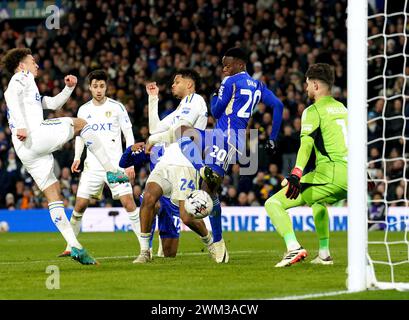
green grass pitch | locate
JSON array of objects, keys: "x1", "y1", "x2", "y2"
[{"x1": 0, "y1": 231, "x2": 408, "y2": 300}]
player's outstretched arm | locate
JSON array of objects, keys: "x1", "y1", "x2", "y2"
[
  {"x1": 282, "y1": 106, "x2": 318, "y2": 199},
  {"x1": 281, "y1": 135, "x2": 314, "y2": 199},
  {"x1": 119, "y1": 142, "x2": 149, "y2": 169},
  {"x1": 41, "y1": 75, "x2": 77, "y2": 110},
  {"x1": 294, "y1": 135, "x2": 314, "y2": 171},
  {"x1": 147, "y1": 106, "x2": 200, "y2": 146},
  {"x1": 146, "y1": 82, "x2": 173, "y2": 134}
]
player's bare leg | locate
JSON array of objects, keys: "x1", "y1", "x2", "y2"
[
  {"x1": 179, "y1": 200, "x2": 215, "y2": 261},
  {"x1": 178, "y1": 125, "x2": 228, "y2": 262},
  {"x1": 134, "y1": 182, "x2": 163, "y2": 263},
  {"x1": 59, "y1": 197, "x2": 89, "y2": 257},
  {"x1": 43, "y1": 183, "x2": 97, "y2": 265},
  {"x1": 161, "y1": 238, "x2": 179, "y2": 257},
  {"x1": 71, "y1": 118, "x2": 128, "y2": 184}
]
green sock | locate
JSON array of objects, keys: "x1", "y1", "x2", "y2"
[
  {"x1": 319, "y1": 238, "x2": 329, "y2": 250},
  {"x1": 312, "y1": 203, "x2": 331, "y2": 258}
]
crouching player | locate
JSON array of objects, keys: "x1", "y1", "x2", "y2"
[
  {"x1": 119, "y1": 143, "x2": 181, "y2": 257},
  {"x1": 134, "y1": 71, "x2": 216, "y2": 263},
  {"x1": 171, "y1": 48, "x2": 284, "y2": 262}
]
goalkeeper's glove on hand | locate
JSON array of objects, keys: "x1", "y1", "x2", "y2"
[{"x1": 282, "y1": 167, "x2": 302, "y2": 199}]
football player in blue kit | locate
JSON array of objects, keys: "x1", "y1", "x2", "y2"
[
  {"x1": 176, "y1": 47, "x2": 284, "y2": 261},
  {"x1": 119, "y1": 143, "x2": 180, "y2": 257}
]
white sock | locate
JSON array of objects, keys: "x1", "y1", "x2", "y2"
[
  {"x1": 200, "y1": 231, "x2": 213, "y2": 246},
  {"x1": 80, "y1": 125, "x2": 116, "y2": 172},
  {"x1": 140, "y1": 232, "x2": 151, "y2": 251},
  {"x1": 49, "y1": 201, "x2": 82, "y2": 250},
  {"x1": 319, "y1": 248, "x2": 331, "y2": 259},
  {"x1": 286, "y1": 241, "x2": 301, "y2": 252},
  {"x1": 65, "y1": 211, "x2": 84, "y2": 251},
  {"x1": 128, "y1": 210, "x2": 141, "y2": 243}
]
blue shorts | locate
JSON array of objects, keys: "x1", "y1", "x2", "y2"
[
  {"x1": 158, "y1": 197, "x2": 180, "y2": 239},
  {"x1": 140, "y1": 194, "x2": 180, "y2": 239}
]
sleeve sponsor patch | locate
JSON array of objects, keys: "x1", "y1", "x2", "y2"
[
  {"x1": 181, "y1": 107, "x2": 190, "y2": 114},
  {"x1": 301, "y1": 124, "x2": 313, "y2": 132}
]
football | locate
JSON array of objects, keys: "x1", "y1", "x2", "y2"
[
  {"x1": 0, "y1": 221, "x2": 9, "y2": 233},
  {"x1": 184, "y1": 190, "x2": 213, "y2": 219}
]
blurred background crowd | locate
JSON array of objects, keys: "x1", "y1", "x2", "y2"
[{"x1": 0, "y1": 0, "x2": 404, "y2": 212}]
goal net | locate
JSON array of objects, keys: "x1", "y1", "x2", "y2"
[{"x1": 358, "y1": 0, "x2": 409, "y2": 291}]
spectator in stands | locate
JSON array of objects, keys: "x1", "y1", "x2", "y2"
[
  {"x1": 16, "y1": 186, "x2": 35, "y2": 210},
  {"x1": 0, "y1": 0, "x2": 360, "y2": 209},
  {"x1": 279, "y1": 124, "x2": 299, "y2": 173},
  {"x1": 368, "y1": 192, "x2": 386, "y2": 231},
  {"x1": 5, "y1": 193, "x2": 15, "y2": 210}
]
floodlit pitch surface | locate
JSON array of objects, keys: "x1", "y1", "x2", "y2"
[{"x1": 0, "y1": 231, "x2": 408, "y2": 300}]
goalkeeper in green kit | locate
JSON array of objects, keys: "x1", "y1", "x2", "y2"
[{"x1": 265, "y1": 63, "x2": 347, "y2": 267}]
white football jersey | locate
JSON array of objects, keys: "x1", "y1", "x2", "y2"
[
  {"x1": 4, "y1": 71, "x2": 45, "y2": 134},
  {"x1": 159, "y1": 93, "x2": 208, "y2": 167},
  {"x1": 78, "y1": 98, "x2": 132, "y2": 171}
]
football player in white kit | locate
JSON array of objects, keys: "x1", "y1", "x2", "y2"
[
  {"x1": 2, "y1": 48, "x2": 128, "y2": 265},
  {"x1": 58, "y1": 70, "x2": 141, "y2": 258},
  {"x1": 134, "y1": 69, "x2": 215, "y2": 263}
]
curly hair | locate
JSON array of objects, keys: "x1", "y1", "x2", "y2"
[
  {"x1": 305, "y1": 63, "x2": 335, "y2": 89},
  {"x1": 1, "y1": 48, "x2": 32, "y2": 74},
  {"x1": 175, "y1": 69, "x2": 201, "y2": 90}
]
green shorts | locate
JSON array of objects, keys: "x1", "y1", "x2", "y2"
[{"x1": 271, "y1": 162, "x2": 347, "y2": 209}]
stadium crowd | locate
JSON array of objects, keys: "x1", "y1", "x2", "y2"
[{"x1": 0, "y1": 0, "x2": 402, "y2": 211}]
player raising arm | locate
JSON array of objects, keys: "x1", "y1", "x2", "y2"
[
  {"x1": 160, "y1": 47, "x2": 284, "y2": 262},
  {"x1": 265, "y1": 63, "x2": 348, "y2": 267},
  {"x1": 2, "y1": 48, "x2": 128, "y2": 265},
  {"x1": 134, "y1": 70, "x2": 216, "y2": 264},
  {"x1": 120, "y1": 143, "x2": 181, "y2": 258},
  {"x1": 58, "y1": 70, "x2": 141, "y2": 259}
]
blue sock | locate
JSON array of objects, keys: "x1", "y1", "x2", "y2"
[
  {"x1": 209, "y1": 197, "x2": 222, "y2": 242},
  {"x1": 178, "y1": 136, "x2": 204, "y2": 172},
  {"x1": 149, "y1": 217, "x2": 157, "y2": 249}
]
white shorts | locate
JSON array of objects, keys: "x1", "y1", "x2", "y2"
[
  {"x1": 77, "y1": 169, "x2": 133, "y2": 200},
  {"x1": 146, "y1": 162, "x2": 199, "y2": 203},
  {"x1": 13, "y1": 117, "x2": 74, "y2": 191}
]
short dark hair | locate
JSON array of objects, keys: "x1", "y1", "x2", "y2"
[
  {"x1": 305, "y1": 63, "x2": 335, "y2": 88},
  {"x1": 1, "y1": 48, "x2": 32, "y2": 74},
  {"x1": 175, "y1": 69, "x2": 201, "y2": 90},
  {"x1": 224, "y1": 47, "x2": 248, "y2": 64},
  {"x1": 87, "y1": 69, "x2": 108, "y2": 84}
]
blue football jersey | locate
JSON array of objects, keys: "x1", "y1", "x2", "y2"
[
  {"x1": 119, "y1": 144, "x2": 164, "y2": 171},
  {"x1": 211, "y1": 71, "x2": 283, "y2": 145}
]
